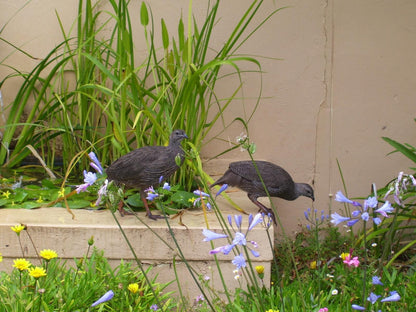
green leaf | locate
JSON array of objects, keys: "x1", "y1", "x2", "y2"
[
  {"x1": 171, "y1": 191, "x2": 194, "y2": 206},
  {"x1": 13, "y1": 189, "x2": 28, "y2": 202},
  {"x1": 67, "y1": 199, "x2": 92, "y2": 209},
  {"x1": 161, "y1": 18, "x2": 169, "y2": 50},
  {"x1": 382, "y1": 137, "x2": 416, "y2": 163},
  {"x1": 178, "y1": 17, "x2": 184, "y2": 51},
  {"x1": 126, "y1": 193, "x2": 144, "y2": 207},
  {"x1": 20, "y1": 201, "x2": 43, "y2": 209},
  {"x1": 140, "y1": 2, "x2": 149, "y2": 26},
  {"x1": 0, "y1": 198, "x2": 10, "y2": 207}
]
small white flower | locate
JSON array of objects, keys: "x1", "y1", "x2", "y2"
[
  {"x1": 372, "y1": 243, "x2": 377, "y2": 247},
  {"x1": 331, "y1": 289, "x2": 338, "y2": 296}
]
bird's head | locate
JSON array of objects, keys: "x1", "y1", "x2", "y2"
[
  {"x1": 298, "y1": 183, "x2": 315, "y2": 201},
  {"x1": 170, "y1": 129, "x2": 188, "y2": 144}
]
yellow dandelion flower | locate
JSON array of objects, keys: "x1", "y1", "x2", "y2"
[
  {"x1": 13, "y1": 258, "x2": 31, "y2": 271},
  {"x1": 2, "y1": 190, "x2": 11, "y2": 198},
  {"x1": 0, "y1": 252, "x2": 3, "y2": 262},
  {"x1": 310, "y1": 261, "x2": 317, "y2": 270},
  {"x1": 340, "y1": 252, "x2": 350, "y2": 261},
  {"x1": 11, "y1": 224, "x2": 26, "y2": 235},
  {"x1": 40, "y1": 249, "x2": 58, "y2": 261},
  {"x1": 265, "y1": 309, "x2": 280, "y2": 312},
  {"x1": 255, "y1": 265, "x2": 265, "y2": 274},
  {"x1": 128, "y1": 283, "x2": 139, "y2": 294},
  {"x1": 28, "y1": 266, "x2": 47, "y2": 279}
]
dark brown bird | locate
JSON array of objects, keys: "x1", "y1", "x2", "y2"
[
  {"x1": 106, "y1": 129, "x2": 188, "y2": 220},
  {"x1": 211, "y1": 160, "x2": 314, "y2": 220}
]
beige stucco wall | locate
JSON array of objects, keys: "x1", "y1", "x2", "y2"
[{"x1": 1, "y1": 0, "x2": 415, "y2": 234}]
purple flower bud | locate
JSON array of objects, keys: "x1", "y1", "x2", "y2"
[
  {"x1": 351, "y1": 210, "x2": 361, "y2": 217},
  {"x1": 88, "y1": 152, "x2": 103, "y2": 174},
  {"x1": 351, "y1": 304, "x2": 365, "y2": 310},
  {"x1": 234, "y1": 215, "x2": 242, "y2": 228},
  {"x1": 250, "y1": 249, "x2": 260, "y2": 257},
  {"x1": 91, "y1": 290, "x2": 114, "y2": 307},
  {"x1": 215, "y1": 184, "x2": 228, "y2": 197},
  {"x1": 347, "y1": 219, "x2": 360, "y2": 227}
]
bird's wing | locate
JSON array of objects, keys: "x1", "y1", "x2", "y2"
[{"x1": 229, "y1": 161, "x2": 293, "y2": 188}]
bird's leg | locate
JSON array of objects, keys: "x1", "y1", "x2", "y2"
[
  {"x1": 141, "y1": 192, "x2": 165, "y2": 220},
  {"x1": 247, "y1": 194, "x2": 276, "y2": 224},
  {"x1": 118, "y1": 200, "x2": 135, "y2": 216}
]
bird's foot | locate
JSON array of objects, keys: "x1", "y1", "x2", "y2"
[
  {"x1": 146, "y1": 212, "x2": 166, "y2": 221},
  {"x1": 118, "y1": 202, "x2": 134, "y2": 217}
]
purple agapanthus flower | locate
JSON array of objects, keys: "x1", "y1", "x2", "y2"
[
  {"x1": 372, "y1": 276, "x2": 384, "y2": 286},
  {"x1": 367, "y1": 292, "x2": 381, "y2": 304},
  {"x1": 331, "y1": 190, "x2": 395, "y2": 227},
  {"x1": 330, "y1": 212, "x2": 350, "y2": 226},
  {"x1": 150, "y1": 304, "x2": 159, "y2": 311},
  {"x1": 95, "y1": 179, "x2": 109, "y2": 206},
  {"x1": 305, "y1": 208, "x2": 329, "y2": 229},
  {"x1": 192, "y1": 189, "x2": 213, "y2": 210},
  {"x1": 202, "y1": 213, "x2": 263, "y2": 269},
  {"x1": 380, "y1": 291, "x2": 401, "y2": 302},
  {"x1": 232, "y1": 254, "x2": 246, "y2": 270},
  {"x1": 335, "y1": 191, "x2": 362, "y2": 207},
  {"x1": 76, "y1": 170, "x2": 97, "y2": 193},
  {"x1": 162, "y1": 182, "x2": 171, "y2": 191},
  {"x1": 144, "y1": 186, "x2": 159, "y2": 201},
  {"x1": 88, "y1": 152, "x2": 103, "y2": 174},
  {"x1": 202, "y1": 229, "x2": 228, "y2": 241},
  {"x1": 91, "y1": 290, "x2": 114, "y2": 307},
  {"x1": 375, "y1": 201, "x2": 394, "y2": 217},
  {"x1": 384, "y1": 172, "x2": 416, "y2": 206}
]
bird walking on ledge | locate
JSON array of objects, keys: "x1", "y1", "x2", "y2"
[
  {"x1": 106, "y1": 129, "x2": 188, "y2": 220},
  {"x1": 211, "y1": 160, "x2": 314, "y2": 222}
]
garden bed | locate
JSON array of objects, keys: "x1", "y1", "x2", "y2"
[{"x1": 0, "y1": 192, "x2": 273, "y2": 300}]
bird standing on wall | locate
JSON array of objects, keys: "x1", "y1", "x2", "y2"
[
  {"x1": 106, "y1": 129, "x2": 188, "y2": 220},
  {"x1": 211, "y1": 160, "x2": 314, "y2": 221}
]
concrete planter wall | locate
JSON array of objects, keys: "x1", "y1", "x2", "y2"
[{"x1": 0, "y1": 193, "x2": 273, "y2": 300}]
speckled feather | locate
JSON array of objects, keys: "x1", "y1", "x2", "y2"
[
  {"x1": 211, "y1": 160, "x2": 314, "y2": 201},
  {"x1": 106, "y1": 130, "x2": 187, "y2": 189}
]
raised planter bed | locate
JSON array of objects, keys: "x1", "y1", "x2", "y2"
[{"x1": 0, "y1": 192, "x2": 273, "y2": 300}]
